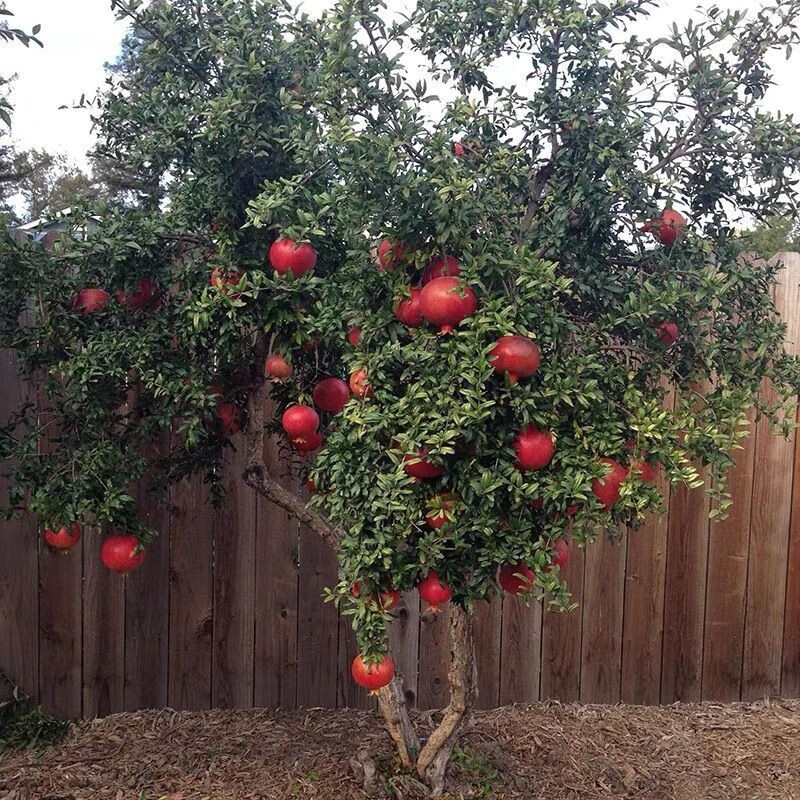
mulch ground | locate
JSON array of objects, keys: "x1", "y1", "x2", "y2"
[{"x1": 0, "y1": 699, "x2": 798, "y2": 799}]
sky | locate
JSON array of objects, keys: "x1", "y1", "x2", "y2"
[{"x1": 0, "y1": 0, "x2": 798, "y2": 170}]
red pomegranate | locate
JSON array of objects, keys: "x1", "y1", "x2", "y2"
[
  {"x1": 402, "y1": 451, "x2": 444, "y2": 480},
  {"x1": 592, "y1": 457, "x2": 627, "y2": 509},
  {"x1": 552, "y1": 538, "x2": 570, "y2": 570},
  {"x1": 122, "y1": 277, "x2": 160, "y2": 310},
  {"x1": 348, "y1": 327, "x2": 362, "y2": 346},
  {"x1": 378, "y1": 589, "x2": 401, "y2": 611},
  {"x1": 209, "y1": 268, "x2": 243, "y2": 296},
  {"x1": 44, "y1": 522, "x2": 81, "y2": 551},
  {"x1": 394, "y1": 288, "x2": 424, "y2": 328},
  {"x1": 656, "y1": 321, "x2": 679, "y2": 345},
  {"x1": 377, "y1": 239, "x2": 407, "y2": 271},
  {"x1": 217, "y1": 402, "x2": 243, "y2": 435},
  {"x1": 281, "y1": 405, "x2": 320, "y2": 439},
  {"x1": 72, "y1": 288, "x2": 110, "y2": 314},
  {"x1": 632, "y1": 456, "x2": 659, "y2": 484},
  {"x1": 489, "y1": 335, "x2": 541, "y2": 382},
  {"x1": 312, "y1": 377, "x2": 351, "y2": 414},
  {"x1": 349, "y1": 369, "x2": 372, "y2": 399},
  {"x1": 266, "y1": 353, "x2": 293, "y2": 380},
  {"x1": 101, "y1": 534, "x2": 146, "y2": 574},
  {"x1": 532, "y1": 497, "x2": 544, "y2": 510},
  {"x1": 306, "y1": 477, "x2": 318, "y2": 493},
  {"x1": 269, "y1": 237, "x2": 317, "y2": 277},
  {"x1": 452, "y1": 141, "x2": 466, "y2": 157},
  {"x1": 351, "y1": 653, "x2": 395, "y2": 692},
  {"x1": 425, "y1": 494, "x2": 456, "y2": 529},
  {"x1": 514, "y1": 426, "x2": 555, "y2": 471},
  {"x1": 498, "y1": 562, "x2": 535, "y2": 594},
  {"x1": 640, "y1": 209, "x2": 686, "y2": 246},
  {"x1": 418, "y1": 571, "x2": 453, "y2": 612},
  {"x1": 292, "y1": 431, "x2": 324, "y2": 452},
  {"x1": 419, "y1": 276, "x2": 477, "y2": 334},
  {"x1": 421, "y1": 255, "x2": 461, "y2": 285}
]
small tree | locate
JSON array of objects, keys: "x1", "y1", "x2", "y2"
[{"x1": 2, "y1": 0, "x2": 800, "y2": 795}]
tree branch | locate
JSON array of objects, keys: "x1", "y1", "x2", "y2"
[{"x1": 376, "y1": 675, "x2": 420, "y2": 769}]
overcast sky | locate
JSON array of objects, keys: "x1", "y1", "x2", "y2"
[{"x1": 0, "y1": 0, "x2": 798, "y2": 170}]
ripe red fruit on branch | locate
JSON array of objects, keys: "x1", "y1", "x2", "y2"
[
  {"x1": 402, "y1": 451, "x2": 444, "y2": 480},
  {"x1": 217, "y1": 402, "x2": 243, "y2": 435},
  {"x1": 592, "y1": 457, "x2": 627, "y2": 509},
  {"x1": 425, "y1": 494, "x2": 456, "y2": 529},
  {"x1": 306, "y1": 477, "x2": 318, "y2": 493},
  {"x1": 347, "y1": 327, "x2": 361, "y2": 346},
  {"x1": 514, "y1": 426, "x2": 555, "y2": 471},
  {"x1": 209, "y1": 268, "x2": 243, "y2": 296},
  {"x1": 656, "y1": 321, "x2": 679, "y2": 345},
  {"x1": 377, "y1": 239, "x2": 407, "y2": 271},
  {"x1": 312, "y1": 377, "x2": 351, "y2": 414},
  {"x1": 266, "y1": 353, "x2": 293, "y2": 380},
  {"x1": 394, "y1": 287, "x2": 424, "y2": 328},
  {"x1": 292, "y1": 431, "x2": 324, "y2": 452},
  {"x1": 419, "y1": 276, "x2": 477, "y2": 334},
  {"x1": 421, "y1": 255, "x2": 461, "y2": 285},
  {"x1": 452, "y1": 141, "x2": 466, "y2": 157},
  {"x1": 418, "y1": 571, "x2": 453, "y2": 612},
  {"x1": 489, "y1": 335, "x2": 541, "y2": 383},
  {"x1": 281, "y1": 405, "x2": 320, "y2": 439},
  {"x1": 632, "y1": 457, "x2": 659, "y2": 484},
  {"x1": 44, "y1": 522, "x2": 81, "y2": 551},
  {"x1": 378, "y1": 589, "x2": 400, "y2": 611},
  {"x1": 101, "y1": 535, "x2": 146, "y2": 574},
  {"x1": 499, "y1": 562, "x2": 535, "y2": 594},
  {"x1": 119, "y1": 277, "x2": 160, "y2": 310},
  {"x1": 72, "y1": 288, "x2": 110, "y2": 314},
  {"x1": 351, "y1": 653, "x2": 395, "y2": 693},
  {"x1": 349, "y1": 369, "x2": 372, "y2": 399},
  {"x1": 269, "y1": 237, "x2": 317, "y2": 277},
  {"x1": 640, "y1": 208, "x2": 686, "y2": 246},
  {"x1": 551, "y1": 538, "x2": 570, "y2": 570}
]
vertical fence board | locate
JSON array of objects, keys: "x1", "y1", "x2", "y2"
[
  {"x1": 540, "y1": 539, "x2": 584, "y2": 701},
  {"x1": 581, "y1": 532, "x2": 626, "y2": 703},
  {"x1": 337, "y1": 612, "x2": 372, "y2": 709},
  {"x1": 473, "y1": 596, "x2": 502, "y2": 709},
  {"x1": 82, "y1": 532, "x2": 125, "y2": 717},
  {"x1": 702, "y1": 418, "x2": 756, "y2": 701},
  {"x1": 500, "y1": 599, "x2": 541, "y2": 704},
  {"x1": 0, "y1": 356, "x2": 38, "y2": 701},
  {"x1": 418, "y1": 605, "x2": 452, "y2": 710},
  {"x1": 782, "y1": 406, "x2": 800, "y2": 696},
  {"x1": 212, "y1": 442, "x2": 256, "y2": 708},
  {"x1": 168, "y1": 473, "x2": 213, "y2": 709},
  {"x1": 387, "y1": 591, "x2": 420, "y2": 708}
]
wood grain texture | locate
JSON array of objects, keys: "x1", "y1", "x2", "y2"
[
  {"x1": 387, "y1": 590, "x2": 420, "y2": 708},
  {"x1": 782, "y1": 406, "x2": 800, "y2": 697},
  {"x1": 581, "y1": 531, "x2": 626, "y2": 703},
  {"x1": 168, "y1": 473, "x2": 213, "y2": 710},
  {"x1": 702, "y1": 417, "x2": 756, "y2": 701},
  {"x1": 472, "y1": 595, "x2": 502, "y2": 709},
  {"x1": 212, "y1": 441, "x2": 256, "y2": 708},
  {"x1": 417, "y1": 604, "x2": 452, "y2": 710},
  {"x1": 540, "y1": 539, "x2": 584, "y2": 702},
  {"x1": 500, "y1": 598, "x2": 541, "y2": 704}
]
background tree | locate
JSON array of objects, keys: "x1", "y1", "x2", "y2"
[
  {"x1": 736, "y1": 215, "x2": 800, "y2": 257},
  {"x1": 2, "y1": 0, "x2": 800, "y2": 796}
]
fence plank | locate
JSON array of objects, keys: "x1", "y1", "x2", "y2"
[
  {"x1": 387, "y1": 590, "x2": 420, "y2": 708},
  {"x1": 212, "y1": 441, "x2": 256, "y2": 708},
  {"x1": 581, "y1": 532, "x2": 626, "y2": 703},
  {"x1": 782, "y1": 406, "x2": 800, "y2": 697},
  {"x1": 473, "y1": 595, "x2": 502, "y2": 709},
  {"x1": 540, "y1": 539, "x2": 584, "y2": 701},
  {"x1": 418, "y1": 604, "x2": 451, "y2": 710},
  {"x1": 168, "y1": 473, "x2": 213, "y2": 710},
  {"x1": 742, "y1": 253, "x2": 800, "y2": 700},
  {"x1": 337, "y1": 611, "x2": 372, "y2": 709},
  {"x1": 0, "y1": 355, "x2": 38, "y2": 701},
  {"x1": 82, "y1": 530, "x2": 125, "y2": 717},
  {"x1": 500, "y1": 598, "x2": 541, "y2": 704},
  {"x1": 702, "y1": 417, "x2": 756, "y2": 701}
]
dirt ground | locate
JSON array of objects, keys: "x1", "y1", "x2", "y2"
[{"x1": 0, "y1": 699, "x2": 798, "y2": 799}]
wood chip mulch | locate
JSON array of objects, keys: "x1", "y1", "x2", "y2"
[{"x1": 0, "y1": 698, "x2": 798, "y2": 799}]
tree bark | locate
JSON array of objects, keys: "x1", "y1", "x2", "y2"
[
  {"x1": 376, "y1": 675, "x2": 420, "y2": 769},
  {"x1": 415, "y1": 605, "x2": 478, "y2": 797}
]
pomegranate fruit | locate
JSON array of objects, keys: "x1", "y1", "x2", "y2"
[
  {"x1": 513, "y1": 426, "x2": 555, "y2": 471},
  {"x1": 217, "y1": 402, "x2": 243, "y2": 435},
  {"x1": 312, "y1": 377, "x2": 351, "y2": 414},
  {"x1": 347, "y1": 327, "x2": 361, "y2": 346},
  {"x1": 378, "y1": 589, "x2": 401, "y2": 611},
  {"x1": 402, "y1": 451, "x2": 444, "y2": 480},
  {"x1": 452, "y1": 141, "x2": 466, "y2": 157},
  {"x1": 349, "y1": 369, "x2": 372, "y2": 399},
  {"x1": 419, "y1": 276, "x2": 477, "y2": 334},
  {"x1": 489, "y1": 335, "x2": 541, "y2": 382},
  {"x1": 281, "y1": 405, "x2": 320, "y2": 439},
  {"x1": 421, "y1": 255, "x2": 461, "y2": 285},
  {"x1": 425, "y1": 494, "x2": 456, "y2": 529},
  {"x1": 656, "y1": 321, "x2": 679, "y2": 345},
  {"x1": 394, "y1": 287, "x2": 424, "y2": 328},
  {"x1": 209, "y1": 268, "x2": 243, "y2": 297},
  {"x1": 632, "y1": 456, "x2": 659, "y2": 484},
  {"x1": 351, "y1": 653, "x2": 395, "y2": 692},
  {"x1": 101, "y1": 534, "x2": 146, "y2": 574},
  {"x1": 499, "y1": 562, "x2": 535, "y2": 594},
  {"x1": 552, "y1": 538, "x2": 570, "y2": 569},
  {"x1": 269, "y1": 237, "x2": 317, "y2": 277},
  {"x1": 266, "y1": 353, "x2": 293, "y2": 380},
  {"x1": 306, "y1": 477, "x2": 318, "y2": 493},
  {"x1": 377, "y1": 239, "x2": 407, "y2": 271},
  {"x1": 72, "y1": 288, "x2": 110, "y2": 314},
  {"x1": 418, "y1": 571, "x2": 453, "y2": 612},
  {"x1": 640, "y1": 208, "x2": 686, "y2": 246},
  {"x1": 121, "y1": 277, "x2": 160, "y2": 310},
  {"x1": 44, "y1": 522, "x2": 81, "y2": 551},
  {"x1": 292, "y1": 431, "x2": 324, "y2": 452},
  {"x1": 592, "y1": 457, "x2": 627, "y2": 509}
]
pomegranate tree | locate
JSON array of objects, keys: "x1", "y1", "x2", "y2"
[{"x1": 2, "y1": 0, "x2": 800, "y2": 796}]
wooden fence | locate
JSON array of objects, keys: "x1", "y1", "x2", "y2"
[{"x1": 1, "y1": 253, "x2": 799, "y2": 720}]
